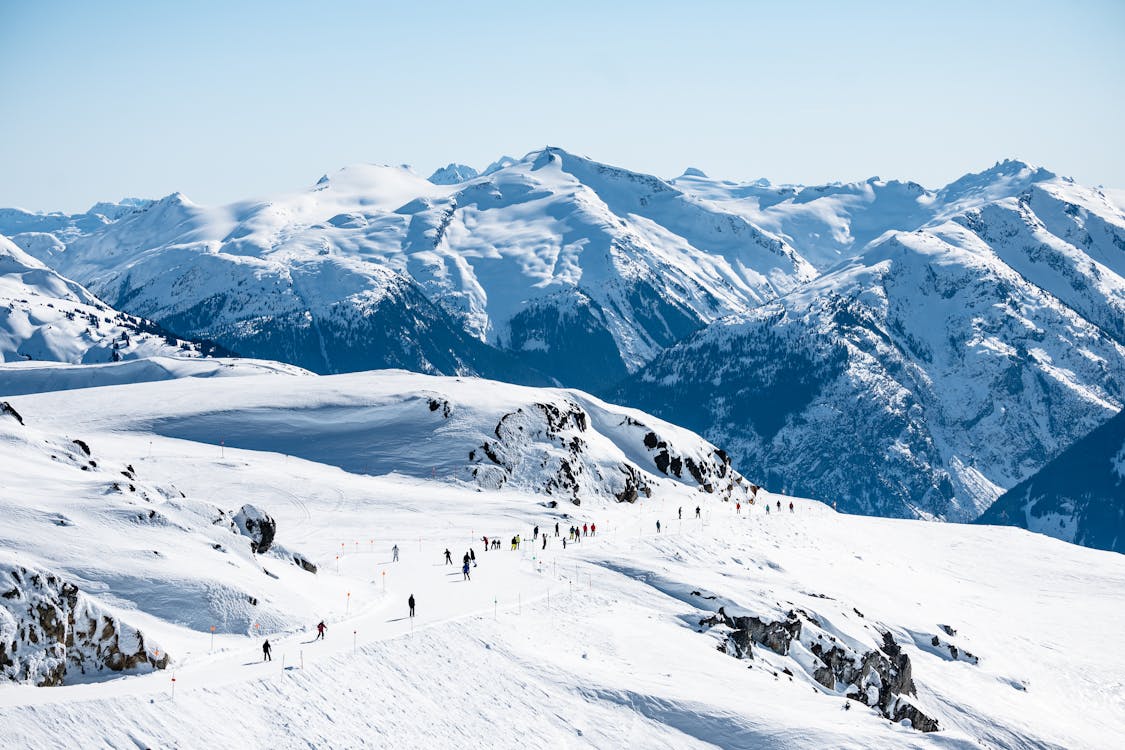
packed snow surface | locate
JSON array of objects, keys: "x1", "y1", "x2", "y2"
[{"x1": 1, "y1": 368, "x2": 1122, "y2": 749}]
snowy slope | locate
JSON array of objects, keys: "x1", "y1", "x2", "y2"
[
  {"x1": 616, "y1": 226, "x2": 1125, "y2": 521},
  {"x1": 0, "y1": 355, "x2": 310, "y2": 397},
  {"x1": 0, "y1": 373, "x2": 1122, "y2": 749},
  {"x1": 978, "y1": 408, "x2": 1125, "y2": 553},
  {"x1": 0, "y1": 234, "x2": 226, "y2": 366},
  {"x1": 670, "y1": 160, "x2": 1102, "y2": 271},
  {"x1": 27, "y1": 148, "x2": 813, "y2": 390}
]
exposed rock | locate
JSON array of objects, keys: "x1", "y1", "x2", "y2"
[
  {"x1": 0, "y1": 562, "x2": 167, "y2": 686},
  {"x1": 700, "y1": 608, "x2": 940, "y2": 733},
  {"x1": 72, "y1": 439, "x2": 91, "y2": 456},
  {"x1": 233, "y1": 504, "x2": 277, "y2": 554},
  {"x1": 0, "y1": 401, "x2": 24, "y2": 425},
  {"x1": 293, "y1": 553, "x2": 317, "y2": 574},
  {"x1": 700, "y1": 606, "x2": 802, "y2": 658}
]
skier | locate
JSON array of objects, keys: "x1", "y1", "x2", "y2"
[
  {"x1": 776, "y1": 500, "x2": 781, "y2": 512},
  {"x1": 542, "y1": 534, "x2": 547, "y2": 550},
  {"x1": 262, "y1": 639, "x2": 272, "y2": 662},
  {"x1": 766, "y1": 503, "x2": 771, "y2": 515},
  {"x1": 392, "y1": 544, "x2": 399, "y2": 562},
  {"x1": 554, "y1": 522, "x2": 560, "y2": 537},
  {"x1": 533, "y1": 525, "x2": 539, "y2": 540},
  {"x1": 482, "y1": 535, "x2": 489, "y2": 551},
  {"x1": 315, "y1": 621, "x2": 327, "y2": 640},
  {"x1": 408, "y1": 593, "x2": 415, "y2": 618},
  {"x1": 444, "y1": 548, "x2": 452, "y2": 565},
  {"x1": 678, "y1": 507, "x2": 682, "y2": 520},
  {"x1": 789, "y1": 501, "x2": 794, "y2": 513},
  {"x1": 656, "y1": 520, "x2": 661, "y2": 533},
  {"x1": 470, "y1": 548, "x2": 477, "y2": 567},
  {"x1": 736, "y1": 502, "x2": 741, "y2": 514},
  {"x1": 462, "y1": 561, "x2": 471, "y2": 581},
  {"x1": 590, "y1": 522, "x2": 596, "y2": 536},
  {"x1": 562, "y1": 537, "x2": 567, "y2": 550},
  {"x1": 695, "y1": 506, "x2": 701, "y2": 519},
  {"x1": 582, "y1": 523, "x2": 588, "y2": 537}
]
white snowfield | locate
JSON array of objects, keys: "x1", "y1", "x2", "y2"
[{"x1": 0, "y1": 369, "x2": 1122, "y2": 749}]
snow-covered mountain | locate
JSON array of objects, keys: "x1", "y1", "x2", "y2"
[
  {"x1": 0, "y1": 234, "x2": 226, "y2": 365},
  {"x1": 2, "y1": 369, "x2": 1123, "y2": 749},
  {"x1": 978, "y1": 408, "x2": 1125, "y2": 553},
  {"x1": 13, "y1": 148, "x2": 813, "y2": 391},
  {"x1": 616, "y1": 178, "x2": 1125, "y2": 520},
  {"x1": 6, "y1": 152, "x2": 1125, "y2": 534}
]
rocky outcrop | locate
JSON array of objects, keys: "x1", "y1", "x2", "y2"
[
  {"x1": 233, "y1": 504, "x2": 276, "y2": 554},
  {"x1": 700, "y1": 607, "x2": 940, "y2": 732},
  {"x1": 700, "y1": 606, "x2": 802, "y2": 658},
  {"x1": 0, "y1": 561, "x2": 168, "y2": 686},
  {"x1": 470, "y1": 400, "x2": 629, "y2": 504},
  {"x1": 1, "y1": 401, "x2": 24, "y2": 425},
  {"x1": 467, "y1": 398, "x2": 748, "y2": 505}
]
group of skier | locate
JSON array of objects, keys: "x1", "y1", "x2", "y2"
[{"x1": 270, "y1": 496, "x2": 798, "y2": 661}]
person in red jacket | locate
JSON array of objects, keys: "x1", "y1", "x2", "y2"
[
  {"x1": 590, "y1": 522, "x2": 596, "y2": 536},
  {"x1": 315, "y1": 621, "x2": 327, "y2": 640}
]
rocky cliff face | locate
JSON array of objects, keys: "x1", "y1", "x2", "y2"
[{"x1": 0, "y1": 561, "x2": 168, "y2": 686}]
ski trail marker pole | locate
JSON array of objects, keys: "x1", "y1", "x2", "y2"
[
  {"x1": 209, "y1": 625, "x2": 215, "y2": 653},
  {"x1": 170, "y1": 671, "x2": 176, "y2": 699},
  {"x1": 346, "y1": 591, "x2": 351, "y2": 615},
  {"x1": 353, "y1": 629, "x2": 357, "y2": 655}
]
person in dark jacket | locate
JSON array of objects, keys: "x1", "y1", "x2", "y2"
[
  {"x1": 315, "y1": 621, "x2": 327, "y2": 640},
  {"x1": 444, "y1": 548, "x2": 453, "y2": 565},
  {"x1": 262, "y1": 639, "x2": 272, "y2": 661},
  {"x1": 462, "y1": 561, "x2": 471, "y2": 581},
  {"x1": 408, "y1": 594, "x2": 415, "y2": 618}
]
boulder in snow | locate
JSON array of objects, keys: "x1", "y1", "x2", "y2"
[{"x1": 233, "y1": 504, "x2": 276, "y2": 554}]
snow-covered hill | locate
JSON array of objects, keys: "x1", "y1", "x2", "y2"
[
  {"x1": 0, "y1": 355, "x2": 310, "y2": 397},
  {"x1": 0, "y1": 234, "x2": 226, "y2": 366},
  {"x1": 978, "y1": 408, "x2": 1125, "y2": 553},
  {"x1": 1, "y1": 371, "x2": 1122, "y2": 749},
  {"x1": 616, "y1": 216, "x2": 1125, "y2": 520}
]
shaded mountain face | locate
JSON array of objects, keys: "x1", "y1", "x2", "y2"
[
  {"x1": 977, "y1": 409, "x2": 1125, "y2": 553},
  {"x1": 5, "y1": 152, "x2": 1125, "y2": 536},
  {"x1": 615, "y1": 221, "x2": 1125, "y2": 521},
  {"x1": 0, "y1": 234, "x2": 225, "y2": 365}
]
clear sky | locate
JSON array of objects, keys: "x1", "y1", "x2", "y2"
[{"x1": 1, "y1": 0, "x2": 1122, "y2": 212}]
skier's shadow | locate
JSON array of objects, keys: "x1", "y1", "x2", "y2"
[{"x1": 386, "y1": 616, "x2": 409, "y2": 623}]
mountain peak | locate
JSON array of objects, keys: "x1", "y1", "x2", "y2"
[
  {"x1": 428, "y1": 163, "x2": 480, "y2": 185},
  {"x1": 940, "y1": 159, "x2": 1056, "y2": 198}
]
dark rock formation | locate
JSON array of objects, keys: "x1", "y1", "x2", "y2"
[
  {"x1": 0, "y1": 401, "x2": 24, "y2": 425},
  {"x1": 700, "y1": 608, "x2": 940, "y2": 732},
  {"x1": 233, "y1": 504, "x2": 276, "y2": 554}
]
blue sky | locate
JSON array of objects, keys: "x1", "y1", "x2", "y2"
[{"x1": 1, "y1": 0, "x2": 1122, "y2": 212}]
